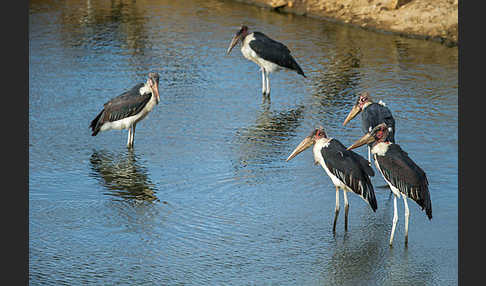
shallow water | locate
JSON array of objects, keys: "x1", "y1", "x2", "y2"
[{"x1": 29, "y1": 0, "x2": 458, "y2": 284}]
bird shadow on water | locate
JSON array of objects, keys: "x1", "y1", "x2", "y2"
[{"x1": 89, "y1": 148, "x2": 160, "y2": 204}]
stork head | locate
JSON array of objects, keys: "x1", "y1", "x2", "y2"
[
  {"x1": 286, "y1": 127, "x2": 327, "y2": 162},
  {"x1": 347, "y1": 123, "x2": 390, "y2": 151},
  {"x1": 226, "y1": 25, "x2": 249, "y2": 55},
  {"x1": 343, "y1": 91, "x2": 373, "y2": 126},
  {"x1": 147, "y1": 72, "x2": 160, "y2": 104}
]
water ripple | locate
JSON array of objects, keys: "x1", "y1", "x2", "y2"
[{"x1": 30, "y1": 0, "x2": 457, "y2": 284}]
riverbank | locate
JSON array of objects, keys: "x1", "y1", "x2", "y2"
[{"x1": 232, "y1": 0, "x2": 458, "y2": 47}]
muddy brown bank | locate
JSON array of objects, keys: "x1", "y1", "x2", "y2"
[{"x1": 232, "y1": 0, "x2": 458, "y2": 47}]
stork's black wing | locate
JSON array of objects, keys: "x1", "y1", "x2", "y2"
[
  {"x1": 321, "y1": 139, "x2": 377, "y2": 211},
  {"x1": 102, "y1": 83, "x2": 152, "y2": 121},
  {"x1": 375, "y1": 144, "x2": 432, "y2": 219},
  {"x1": 362, "y1": 103, "x2": 396, "y2": 142},
  {"x1": 90, "y1": 83, "x2": 151, "y2": 136},
  {"x1": 250, "y1": 32, "x2": 306, "y2": 77}
]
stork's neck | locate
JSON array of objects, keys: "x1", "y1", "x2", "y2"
[
  {"x1": 371, "y1": 141, "x2": 392, "y2": 156},
  {"x1": 362, "y1": 101, "x2": 373, "y2": 109},
  {"x1": 139, "y1": 82, "x2": 159, "y2": 104},
  {"x1": 242, "y1": 32, "x2": 249, "y2": 41},
  {"x1": 313, "y1": 137, "x2": 332, "y2": 162},
  {"x1": 139, "y1": 82, "x2": 152, "y2": 95},
  {"x1": 241, "y1": 32, "x2": 253, "y2": 47}
]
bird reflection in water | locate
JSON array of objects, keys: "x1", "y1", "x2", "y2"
[
  {"x1": 89, "y1": 149, "x2": 159, "y2": 203},
  {"x1": 232, "y1": 104, "x2": 305, "y2": 183}
]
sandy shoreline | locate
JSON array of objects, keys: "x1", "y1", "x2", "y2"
[{"x1": 232, "y1": 0, "x2": 458, "y2": 47}]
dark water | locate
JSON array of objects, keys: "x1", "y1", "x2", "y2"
[{"x1": 29, "y1": 0, "x2": 458, "y2": 284}]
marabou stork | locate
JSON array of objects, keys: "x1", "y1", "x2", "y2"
[
  {"x1": 343, "y1": 91, "x2": 396, "y2": 163},
  {"x1": 286, "y1": 127, "x2": 377, "y2": 233},
  {"x1": 90, "y1": 72, "x2": 160, "y2": 148},
  {"x1": 347, "y1": 123, "x2": 432, "y2": 246},
  {"x1": 226, "y1": 25, "x2": 306, "y2": 97}
]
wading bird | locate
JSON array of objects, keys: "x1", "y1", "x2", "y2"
[
  {"x1": 286, "y1": 127, "x2": 377, "y2": 233},
  {"x1": 343, "y1": 91, "x2": 396, "y2": 162},
  {"x1": 347, "y1": 123, "x2": 432, "y2": 246},
  {"x1": 90, "y1": 72, "x2": 160, "y2": 148},
  {"x1": 226, "y1": 25, "x2": 306, "y2": 97}
]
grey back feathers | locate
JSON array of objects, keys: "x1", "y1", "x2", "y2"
[
  {"x1": 90, "y1": 83, "x2": 152, "y2": 136},
  {"x1": 362, "y1": 102, "x2": 396, "y2": 142},
  {"x1": 376, "y1": 144, "x2": 432, "y2": 219},
  {"x1": 321, "y1": 139, "x2": 377, "y2": 211}
]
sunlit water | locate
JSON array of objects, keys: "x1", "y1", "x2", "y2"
[{"x1": 29, "y1": 0, "x2": 458, "y2": 284}]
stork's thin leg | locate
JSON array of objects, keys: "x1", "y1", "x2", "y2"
[
  {"x1": 130, "y1": 124, "x2": 136, "y2": 147},
  {"x1": 389, "y1": 195, "x2": 398, "y2": 246},
  {"x1": 368, "y1": 146, "x2": 372, "y2": 165},
  {"x1": 265, "y1": 70, "x2": 270, "y2": 96},
  {"x1": 403, "y1": 195, "x2": 410, "y2": 246},
  {"x1": 367, "y1": 128, "x2": 373, "y2": 165},
  {"x1": 333, "y1": 186, "x2": 340, "y2": 233},
  {"x1": 127, "y1": 127, "x2": 133, "y2": 148},
  {"x1": 261, "y1": 68, "x2": 266, "y2": 95},
  {"x1": 343, "y1": 191, "x2": 349, "y2": 231}
]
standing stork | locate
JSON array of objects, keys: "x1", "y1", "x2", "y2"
[
  {"x1": 226, "y1": 25, "x2": 306, "y2": 97},
  {"x1": 90, "y1": 72, "x2": 160, "y2": 148},
  {"x1": 347, "y1": 123, "x2": 432, "y2": 246},
  {"x1": 286, "y1": 127, "x2": 377, "y2": 233},
  {"x1": 343, "y1": 91, "x2": 396, "y2": 163}
]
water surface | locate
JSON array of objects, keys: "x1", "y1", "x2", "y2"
[{"x1": 29, "y1": 0, "x2": 458, "y2": 284}]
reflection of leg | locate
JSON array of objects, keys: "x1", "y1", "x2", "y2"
[
  {"x1": 389, "y1": 195, "x2": 398, "y2": 246},
  {"x1": 343, "y1": 191, "x2": 349, "y2": 231},
  {"x1": 127, "y1": 127, "x2": 132, "y2": 148},
  {"x1": 333, "y1": 187, "x2": 340, "y2": 233},
  {"x1": 261, "y1": 68, "x2": 266, "y2": 95},
  {"x1": 403, "y1": 195, "x2": 410, "y2": 246}
]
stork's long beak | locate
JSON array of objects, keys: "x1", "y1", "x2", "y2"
[
  {"x1": 347, "y1": 133, "x2": 375, "y2": 151},
  {"x1": 343, "y1": 105, "x2": 361, "y2": 126},
  {"x1": 152, "y1": 82, "x2": 160, "y2": 104},
  {"x1": 226, "y1": 34, "x2": 240, "y2": 55},
  {"x1": 286, "y1": 136, "x2": 315, "y2": 162}
]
